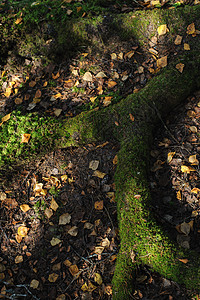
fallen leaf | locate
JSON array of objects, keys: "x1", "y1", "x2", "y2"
[
  {"x1": 191, "y1": 187, "x2": 200, "y2": 194},
  {"x1": 189, "y1": 126, "x2": 197, "y2": 133},
  {"x1": 94, "y1": 246, "x2": 104, "y2": 255},
  {"x1": 16, "y1": 234, "x2": 22, "y2": 243},
  {"x1": 45, "y1": 208, "x2": 53, "y2": 218},
  {"x1": 29, "y1": 81, "x2": 36, "y2": 87},
  {"x1": 177, "y1": 190, "x2": 181, "y2": 200},
  {"x1": 54, "y1": 93, "x2": 62, "y2": 99},
  {"x1": 111, "y1": 53, "x2": 117, "y2": 60},
  {"x1": 101, "y1": 237, "x2": 110, "y2": 248},
  {"x1": 18, "y1": 226, "x2": 29, "y2": 237},
  {"x1": 56, "y1": 294, "x2": 66, "y2": 300},
  {"x1": 157, "y1": 56, "x2": 168, "y2": 68},
  {"x1": 84, "y1": 222, "x2": 93, "y2": 229},
  {"x1": 69, "y1": 265, "x2": 79, "y2": 276},
  {"x1": 187, "y1": 23, "x2": 196, "y2": 35},
  {"x1": 2, "y1": 198, "x2": 18, "y2": 209},
  {"x1": 30, "y1": 279, "x2": 39, "y2": 289},
  {"x1": 94, "y1": 200, "x2": 103, "y2": 210},
  {"x1": 103, "y1": 96, "x2": 112, "y2": 106},
  {"x1": 187, "y1": 110, "x2": 196, "y2": 117},
  {"x1": 15, "y1": 255, "x2": 23, "y2": 264},
  {"x1": 129, "y1": 113, "x2": 134, "y2": 122},
  {"x1": 138, "y1": 66, "x2": 144, "y2": 74},
  {"x1": 90, "y1": 96, "x2": 97, "y2": 103},
  {"x1": 93, "y1": 170, "x2": 106, "y2": 178},
  {"x1": 81, "y1": 281, "x2": 97, "y2": 292},
  {"x1": 1, "y1": 113, "x2": 11, "y2": 123},
  {"x1": 157, "y1": 24, "x2": 169, "y2": 36},
  {"x1": 174, "y1": 35, "x2": 182, "y2": 45},
  {"x1": 176, "y1": 63, "x2": 184, "y2": 73},
  {"x1": 20, "y1": 204, "x2": 31, "y2": 212},
  {"x1": 107, "y1": 80, "x2": 117, "y2": 88},
  {"x1": 113, "y1": 155, "x2": 118, "y2": 165},
  {"x1": 52, "y1": 263, "x2": 61, "y2": 271},
  {"x1": 94, "y1": 273, "x2": 103, "y2": 285},
  {"x1": 96, "y1": 71, "x2": 107, "y2": 78},
  {"x1": 189, "y1": 155, "x2": 199, "y2": 165},
  {"x1": 82, "y1": 72, "x2": 93, "y2": 81},
  {"x1": 54, "y1": 108, "x2": 62, "y2": 117},
  {"x1": 21, "y1": 133, "x2": 31, "y2": 143},
  {"x1": 68, "y1": 226, "x2": 78, "y2": 236},
  {"x1": 50, "y1": 198, "x2": 59, "y2": 211},
  {"x1": 180, "y1": 222, "x2": 190, "y2": 235},
  {"x1": 59, "y1": 213, "x2": 71, "y2": 225},
  {"x1": 178, "y1": 258, "x2": 189, "y2": 264},
  {"x1": 15, "y1": 17, "x2": 22, "y2": 24},
  {"x1": 52, "y1": 72, "x2": 60, "y2": 80},
  {"x1": 64, "y1": 259, "x2": 72, "y2": 267},
  {"x1": 76, "y1": 6, "x2": 82, "y2": 12},
  {"x1": 4, "y1": 87, "x2": 12, "y2": 97},
  {"x1": 125, "y1": 51, "x2": 135, "y2": 59},
  {"x1": 89, "y1": 160, "x2": 99, "y2": 170},
  {"x1": 14, "y1": 97, "x2": 23, "y2": 104},
  {"x1": 67, "y1": 9, "x2": 73, "y2": 15},
  {"x1": 61, "y1": 175, "x2": 68, "y2": 182},
  {"x1": 184, "y1": 43, "x2": 190, "y2": 50},
  {"x1": 43, "y1": 81, "x2": 48, "y2": 87},
  {"x1": 181, "y1": 165, "x2": 196, "y2": 173},
  {"x1": 48, "y1": 273, "x2": 59, "y2": 282},
  {"x1": 167, "y1": 152, "x2": 175, "y2": 163},
  {"x1": 50, "y1": 237, "x2": 61, "y2": 246},
  {"x1": 106, "y1": 192, "x2": 115, "y2": 202}
]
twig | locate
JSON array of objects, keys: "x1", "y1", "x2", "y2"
[{"x1": 104, "y1": 205, "x2": 114, "y2": 230}]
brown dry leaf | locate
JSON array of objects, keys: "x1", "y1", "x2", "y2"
[
  {"x1": 56, "y1": 294, "x2": 66, "y2": 300},
  {"x1": 93, "y1": 170, "x2": 106, "y2": 178},
  {"x1": 33, "y1": 183, "x2": 43, "y2": 195},
  {"x1": 167, "y1": 152, "x2": 175, "y2": 163},
  {"x1": 107, "y1": 80, "x2": 117, "y2": 88},
  {"x1": 21, "y1": 133, "x2": 31, "y2": 143},
  {"x1": 176, "y1": 63, "x2": 184, "y2": 73},
  {"x1": 69, "y1": 265, "x2": 79, "y2": 276},
  {"x1": 52, "y1": 72, "x2": 60, "y2": 80},
  {"x1": 4, "y1": 87, "x2": 12, "y2": 97},
  {"x1": 96, "y1": 71, "x2": 107, "y2": 78},
  {"x1": 50, "y1": 237, "x2": 61, "y2": 246},
  {"x1": 15, "y1": 97, "x2": 23, "y2": 105},
  {"x1": 59, "y1": 213, "x2": 71, "y2": 225},
  {"x1": 67, "y1": 9, "x2": 73, "y2": 15},
  {"x1": 125, "y1": 51, "x2": 135, "y2": 59},
  {"x1": 45, "y1": 208, "x2": 53, "y2": 219},
  {"x1": 189, "y1": 220, "x2": 194, "y2": 231},
  {"x1": 16, "y1": 234, "x2": 22, "y2": 243},
  {"x1": 48, "y1": 273, "x2": 59, "y2": 282},
  {"x1": 178, "y1": 258, "x2": 189, "y2": 264},
  {"x1": 0, "y1": 192, "x2": 6, "y2": 201},
  {"x1": 94, "y1": 200, "x2": 104, "y2": 210},
  {"x1": 177, "y1": 190, "x2": 182, "y2": 200},
  {"x1": 189, "y1": 155, "x2": 199, "y2": 165},
  {"x1": 129, "y1": 113, "x2": 134, "y2": 122},
  {"x1": 15, "y1": 17, "x2": 22, "y2": 24},
  {"x1": 181, "y1": 165, "x2": 196, "y2": 173},
  {"x1": 76, "y1": 6, "x2": 82, "y2": 12},
  {"x1": 35, "y1": 89, "x2": 42, "y2": 98},
  {"x1": 24, "y1": 94, "x2": 30, "y2": 101},
  {"x1": 68, "y1": 226, "x2": 78, "y2": 236},
  {"x1": 15, "y1": 255, "x2": 23, "y2": 264},
  {"x1": 104, "y1": 285, "x2": 112, "y2": 295},
  {"x1": 187, "y1": 23, "x2": 196, "y2": 35},
  {"x1": 89, "y1": 160, "x2": 99, "y2": 170},
  {"x1": 157, "y1": 24, "x2": 169, "y2": 35},
  {"x1": 187, "y1": 110, "x2": 196, "y2": 117},
  {"x1": 30, "y1": 279, "x2": 39, "y2": 289},
  {"x1": 82, "y1": 72, "x2": 93, "y2": 81},
  {"x1": 189, "y1": 126, "x2": 197, "y2": 133},
  {"x1": 149, "y1": 48, "x2": 158, "y2": 56},
  {"x1": 94, "y1": 273, "x2": 103, "y2": 285},
  {"x1": 64, "y1": 259, "x2": 72, "y2": 267},
  {"x1": 50, "y1": 198, "x2": 59, "y2": 211},
  {"x1": 113, "y1": 155, "x2": 118, "y2": 165},
  {"x1": 52, "y1": 263, "x2": 61, "y2": 271},
  {"x1": 157, "y1": 56, "x2": 168, "y2": 68},
  {"x1": 180, "y1": 222, "x2": 190, "y2": 235},
  {"x1": 29, "y1": 81, "x2": 36, "y2": 88},
  {"x1": 84, "y1": 222, "x2": 93, "y2": 229},
  {"x1": 18, "y1": 226, "x2": 29, "y2": 237},
  {"x1": 184, "y1": 43, "x2": 190, "y2": 50},
  {"x1": 103, "y1": 96, "x2": 112, "y2": 107},
  {"x1": 174, "y1": 35, "x2": 183, "y2": 45},
  {"x1": 20, "y1": 204, "x2": 31, "y2": 212},
  {"x1": 2, "y1": 198, "x2": 18, "y2": 209},
  {"x1": 191, "y1": 187, "x2": 200, "y2": 194},
  {"x1": 101, "y1": 237, "x2": 110, "y2": 248},
  {"x1": 54, "y1": 108, "x2": 62, "y2": 117}
]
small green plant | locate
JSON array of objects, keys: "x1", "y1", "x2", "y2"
[{"x1": 49, "y1": 186, "x2": 60, "y2": 196}]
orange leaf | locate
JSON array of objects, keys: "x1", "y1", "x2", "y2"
[
  {"x1": 178, "y1": 258, "x2": 188, "y2": 264},
  {"x1": 176, "y1": 63, "x2": 184, "y2": 73},
  {"x1": 21, "y1": 133, "x2": 31, "y2": 143},
  {"x1": 107, "y1": 80, "x2": 117, "y2": 88},
  {"x1": 35, "y1": 89, "x2": 42, "y2": 98},
  {"x1": 186, "y1": 23, "x2": 196, "y2": 35},
  {"x1": 52, "y1": 72, "x2": 60, "y2": 80},
  {"x1": 129, "y1": 113, "x2": 134, "y2": 122},
  {"x1": 94, "y1": 200, "x2": 104, "y2": 210},
  {"x1": 191, "y1": 187, "x2": 200, "y2": 194},
  {"x1": 15, "y1": 17, "x2": 22, "y2": 24}
]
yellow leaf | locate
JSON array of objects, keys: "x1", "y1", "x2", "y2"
[
  {"x1": 61, "y1": 175, "x2": 68, "y2": 182},
  {"x1": 103, "y1": 96, "x2": 112, "y2": 107},
  {"x1": 157, "y1": 56, "x2": 168, "y2": 68},
  {"x1": 187, "y1": 110, "x2": 196, "y2": 117},
  {"x1": 189, "y1": 126, "x2": 197, "y2": 133},
  {"x1": 107, "y1": 80, "x2": 117, "y2": 88},
  {"x1": 129, "y1": 113, "x2": 134, "y2": 122},
  {"x1": 113, "y1": 155, "x2": 118, "y2": 165},
  {"x1": 178, "y1": 258, "x2": 189, "y2": 264},
  {"x1": 157, "y1": 24, "x2": 169, "y2": 36},
  {"x1": 16, "y1": 234, "x2": 22, "y2": 243},
  {"x1": 186, "y1": 23, "x2": 196, "y2": 35},
  {"x1": 50, "y1": 237, "x2": 61, "y2": 246},
  {"x1": 93, "y1": 170, "x2": 106, "y2": 178},
  {"x1": 189, "y1": 155, "x2": 199, "y2": 165},
  {"x1": 174, "y1": 35, "x2": 182, "y2": 45},
  {"x1": 52, "y1": 72, "x2": 60, "y2": 80},
  {"x1": 90, "y1": 96, "x2": 97, "y2": 103},
  {"x1": 21, "y1": 133, "x2": 31, "y2": 143},
  {"x1": 1, "y1": 113, "x2": 11, "y2": 123},
  {"x1": 111, "y1": 53, "x2": 117, "y2": 60},
  {"x1": 15, "y1": 17, "x2": 22, "y2": 24},
  {"x1": 184, "y1": 43, "x2": 190, "y2": 50},
  {"x1": 20, "y1": 204, "x2": 31, "y2": 212},
  {"x1": 15, "y1": 255, "x2": 23, "y2": 264},
  {"x1": 43, "y1": 81, "x2": 48, "y2": 87},
  {"x1": 30, "y1": 279, "x2": 39, "y2": 289},
  {"x1": 106, "y1": 192, "x2": 115, "y2": 202},
  {"x1": 48, "y1": 273, "x2": 59, "y2": 282},
  {"x1": 94, "y1": 273, "x2": 103, "y2": 285},
  {"x1": 18, "y1": 226, "x2": 29, "y2": 237},
  {"x1": 167, "y1": 152, "x2": 175, "y2": 163},
  {"x1": 191, "y1": 187, "x2": 200, "y2": 194},
  {"x1": 69, "y1": 265, "x2": 79, "y2": 276},
  {"x1": 64, "y1": 259, "x2": 72, "y2": 267},
  {"x1": 54, "y1": 93, "x2": 62, "y2": 99},
  {"x1": 4, "y1": 87, "x2": 12, "y2": 97},
  {"x1": 94, "y1": 200, "x2": 103, "y2": 210},
  {"x1": 181, "y1": 165, "x2": 196, "y2": 173},
  {"x1": 176, "y1": 190, "x2": 181, "y2": 200},
  {"x1": 176, "y1": 63, "x2": 184, "y2": 73}
]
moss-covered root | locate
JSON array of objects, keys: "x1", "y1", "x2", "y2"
[{"x1": 112, "y1": 138, "x2": 200, "y2": 299}]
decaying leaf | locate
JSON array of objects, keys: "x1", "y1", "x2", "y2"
[
  {"x1": 16, "y1": 234, "x2": 22, "y2": 243},
  {"x1": 189, "y1": 155, "x2": 199, "y2": 165},
  {"x1": 89, "y1": 160, "x2": 99, "y2": 170},
  {"x1": 21, "y1": 133, "x2": 31, "y2": 143},
  {"x1": 157, "y1": 24, "x2": 169, "y2": 36},
  {"x1": 167, "y1": 152, "x2": 175, "y2": 163},
  {"x1": 180, "y1": 222, "x2": 190, "y2": 235},
  {"x1": 187, "y1": 110, "x2": 196, "y2": 117},
  {"x1": 69, "y1": 265, "x2": 79, "y2": 276},
  {"x1": 15, "y1": 17, "x2": 22, "y2": 24},
  {"x1": 84, "y1": 222, "x2": 93, "y2": 229},
  {"x1": 15, "y1": 255, "x2": 23, "y2": 264},
  {"x1": 59, "y1": 213, "x2": 71, "y2": 225},
  {"x1": 101, "y1": 237, "x2": 110, "y2": 248},
  {"x1": 94, "y1": 273, "x2": 103, "y2": 285},
  {"x1": 113, "y1": 155, "x2": 118, "y2": 165},
  {"x1": 68, "y1": 226, "x2": 78, "y2": 236},
  {"x1": 0, "y1": 192, "x2": 6, "y2": 201},
  {"x1": 178, "y1": 258, "x2": 189, "y2": 264},
  {"x1": 30, "y1": 279, "x2": 39, "y2": 289},
  {"x1": 29, "y1": 81, "x2": 36, "y2": 88},
  {"x1": 103, "y1": 96, "x2": 112, "y2": 107},
  {"x1": 4, "y1": 87, "x2": 12, "y2": 97},
  {"x1": 45, "y1": 208, "x2": 53, "y2": 219},
  {"x1": 174, "y1": 35, "x2": 182, "y2": 45},
  {"x1": 52, "y1": 72, "x2": 60, "y2": 80},
  {"x1": 94, "y1": 200, "x2": 104, "y2": 210},
  {"x1": 2, "y1": 198, "x2": 18, "y2": 209},
  {"x1": 184, "y1": 43, "x2": 190, "y2": 50},
  {"x1": 176, "y1": 63, "x2": 184, "y2": 73},
  {"x1": 189, "y1": 126, "x2": 197, "y2": 133},
  {"x1": 20, "y1": 204, "x2": 31, "y2": 212},
  {"x1": 50, "y1": 198, "x2": 59, "y2": 211},
  {"x1": 64, "y1": 259, "x2": 72, "y2": 267},
  {"x1": 111, "y1": 53, "x2": 117, "y2": 60},
  {"x1": 82, "y1": 72, "x2": 93, "y2": 81},
  {"x1": 94, "y1": 246, "x2": 104, "y2": 255},
  {"x1": 56, "y1": 294, "x2": 66, "y2": 300},
  {"x1": 18, "y1": 226, "x2": 29, "y2": 237},
  {"x1": 54, "y1": 109, "x2": 62, "y2": 117},
  {"x1": 50, "y1": 237, "x2": 61, "y2": 246},
  {"x1": 96, "y1": 71, "x2": 107, "y2": 78},
  {"x1": 93, "y1": 170, "x2": 106, "y2": 178},
  {"x1": 81, "y1": 281, "x2": 97, "y2": 292},
  {"x1": 187, "y1": 23, "x2": 196, "y2": 35},
  {"x1": 157, "y1": 56, "x2": 168, "y2": 68},
  {"x1": 48, "y1": 273, "x2": 59, "y2": 282}
]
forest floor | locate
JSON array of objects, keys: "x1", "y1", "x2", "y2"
[{"x1": 0, "y1": 0, "x2": 200, "y2": 299}]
